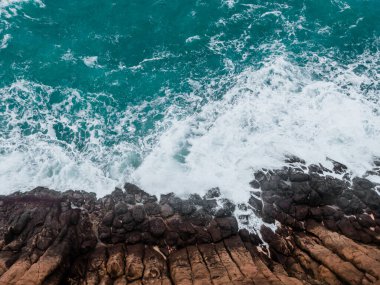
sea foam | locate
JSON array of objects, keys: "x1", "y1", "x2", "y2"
[{"x1": 1, "y1": 51, "x2": 378, "y2": 203}]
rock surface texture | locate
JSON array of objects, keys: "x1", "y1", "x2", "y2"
[{"x1": 0, "y1": 159, "x2": 379, "y2": 284}]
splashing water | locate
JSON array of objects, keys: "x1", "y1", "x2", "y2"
[{"x1": 0, "y1": 0, "x2": 379, "y2": 202}]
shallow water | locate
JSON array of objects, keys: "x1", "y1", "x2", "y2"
[{"x1": 0, "y1": 0, "x2": 379, "y2": 201}]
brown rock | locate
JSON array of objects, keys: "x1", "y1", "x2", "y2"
[
  {"x1": 125, "y1": 244, "x2": 145, "y2": 281},
  {"x1": 106, "y1": 244, "x2": 125, "y2": 278},
  {"x1": 187, "y1": 245, "x2": 212, "y2": 285},
  {"x1": 295, "y1": 234, "x2": 364, "y2": 285},
  {"x1": 169, "y1": 248, "x2": 192, "y2": 285},
  {"x1": 198, "y1": 244, "x2": 231, "y2": 284}
]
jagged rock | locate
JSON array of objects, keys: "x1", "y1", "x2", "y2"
[
  {"x1": 0, "y1": 161, "x2": 379, "y2": 284},
  {"x1": 204, "y1": 187, "x2": 221, "y2": 199}
]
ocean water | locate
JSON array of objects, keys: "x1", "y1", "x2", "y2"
[{"x1": 0, "y1": 0, "x2": 379, "y2": 202}]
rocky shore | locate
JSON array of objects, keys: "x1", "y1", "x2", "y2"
[{"x1": 0, "y1": 159, "x2": 379, "y2": 284}]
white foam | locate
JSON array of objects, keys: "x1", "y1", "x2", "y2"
[
  {"x1": 0, "y1": 33, "x2": 11, "y2": 49},
  {"x1": 0, "y1": 0, "x2": 44, "y2": 18},
  {"x1": 0, "y1": 52, "x2": 379, "y2": 206},
  {"x1": 82, "y1": 56, "x2": 99, "y2": 68},
  {"x1": 185, "y1": 35, "x2": 201, "y2": 43},
  {"x1": 61, "y1": 49, "x2": 76, "y2": 62},
  {"x1": 131, "y1": 54, "x2": 380, "y2": 203}
]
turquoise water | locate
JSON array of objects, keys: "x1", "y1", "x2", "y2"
[{"x1": 0, "y1": 0, "x2": 379, "y2": 199}]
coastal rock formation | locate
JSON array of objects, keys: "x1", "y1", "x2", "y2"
[{"x1": 0, "y1": 159, "x2": 379, "y2": 284}]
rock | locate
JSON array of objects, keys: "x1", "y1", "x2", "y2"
[
  {"x1": 107, "y1": 244, "x2": 125, "y2": 278},
  {"x1": 160, "y1": 204, "x2": 174, "y2": 218},
  {"x1": 214, "y1": 198, "x2": 235, "y2": 217},
  {"x1": 169, "y1": 248, "x2": 193, "y2": 285},
  {"x1": 248, "y1": 195, "x2": 263, "y2": 213},
  {"x1": 125, "y1": 244, "x2": 144, "y2": 281},
  {"x1": 0, "y1": 160, "x2": 379, "y2": 285},
  {"x1": 149, "y1": 218, "x2": 166, "y2": 237},
  {"x1": 114, "y1": 202, "x2": 128, "y2": 215},
  {"x1": 168, "y1": 196, "x2": 182, "y2": 212},
  {"x1": 12, "y1": 211, "x2": 31, "y2": 234},
  {"x1": 204, "y1": 188, "x2": 221, "y2": 199},
  {"x1": 187, "y1": 245, "x2": 212, "y2": 284},
  {"x1": 132, "y1": 206, "x2": 146, "y2": 223},
  {"x1": 197, "y1": 243, "x2": 231, "y2": 284},
  {"x1": 102, "y1": 211, "x2": 114, "y2": 227},
  {"x1": 289, "y1": 172, "x2": 310, "y2": 182},
  {"x1": 249, "y1": 180, "x2": 261, "y2": 189},
  {"x1": 180, "y1": 200, "x2": 196, "y2": 216},
  {"x1": 144, "y1": 202, "x2": 160, "y2": 216}
]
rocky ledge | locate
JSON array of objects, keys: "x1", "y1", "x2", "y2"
[{"x1": 0, "y1": 159, "x2": 379, "y2": 285}]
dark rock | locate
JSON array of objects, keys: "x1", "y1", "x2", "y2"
[
  {"x1": 120, "y1": 212, "x2": 133, "y2": 224},
  {"x1": 165, "y1": 231, "x2": 179, "y2": 246},
  {"x1": 254, "y1": 170, "x2": 267, "y2": 182},
  {"x1": 194, "y1": 227, "x2": 212, "y2": 243},
  {"x1": 124, "y1": 183, "x2": 143, "y2": 195},
  {"x1": 216, "y1": 217, "x2": 238, "y2": 239},
  {"x1": 188, "y1": 193, "x2": 203, "y2": 205},
  {"x1": 249, "y1": 180, "x2": 261, "y2": 189},
  {"x1": 329, "y1": 159, "x2": 348, "y2": 174},
  {"x1": 149, "y1": 218, "x2": 166, "y2": 237},
  {"x1": 180, "y1": 200, "x2": 196, "y2": 215},
  {"x1": 238, "y1": 228, "x2": 251, "y2": 242},
  {"x1": 99, "y1": 225, "x2": 112, "y2": 242},
  {"x1": 284, "y1": 155, "x2": 305, "y2": 164},
  {"x1": 132, "y1": 206, "x2": 146, "y2": 223},
  {"x1": 204, "y1": 188, "x2": 221, "y2": 199},
  {"x1": 177, "y1": 222, "x2": 196, "y2": 242},
  {"x1": 289, "y1": 172, "x2": 310, "y2": 182},
  {"x1": 160, "y1": 204, "x2": 174, "y2": 218},
  {"x1": 144, "y1": 202, "x2": 161, "y2": 216},
  {"x1": 337, "y1": 218, "x2": 359, "y2": 240},
  {"x1": 114, "y1": 202, "x2": 128, "y2": 215},
  {"x1": 12, "y1": 211, "x2": 31, "y2": 234},
  {"x1": 200, "y1": 199, "x2": 218, "y2": 213},
  {"x1": 308, "y1": 164, "x2": 324, "y2": 174},
  {"x1": 238, "y1": 215, "x2": 249, "y2": 225},
  {"x1": 126, "y1": 231, "x2": 141, "y2": 244},
  {"x1": 357, "y1": 214, "x2": 376, "y2": 228},
  {"x1": 207, "y1": 220, "x2": 222, "y2": 242},
  {"x1": 214, "y1": 198, "x2": 235, "y2": 218},
  {"x1": 248, "y1": 195, "x2": 263, "y2": 213},
  {"x1": 102, "y1": 211, "x2": 114, "y2": 226},
  {"x1": 168, "y1": 196, "x2": 182, "y2": 212},
  {"x1": 188, "y1": 209, "x2": 212, "y2": 226}
]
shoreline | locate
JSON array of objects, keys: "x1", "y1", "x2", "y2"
[{"x1": 0, "y1": 160, "x2": 379, "y2": 284}]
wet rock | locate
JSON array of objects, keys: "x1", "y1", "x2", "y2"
[
  {"x1": 249, "y1": 180, "x2": 261, "y2": 189},
  {"x1": 289, "y1": 172, "x2": 310, "y2": 182},
  {"x1": 214, "y1": 198, "x2": 235, "y2": 217},
  {"x1": 1, "y1": 160, "x2": 380, "y2": 285},
  {"x1": 204, "y1": 188, "x2": 221, "y2": 199},
  {"x1": 248, "y1": 195, "x2": 263, "y2": 213}
]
